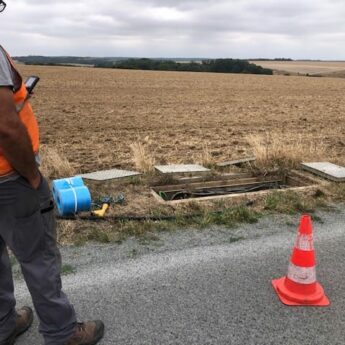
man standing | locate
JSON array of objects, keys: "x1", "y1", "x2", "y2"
[{"x1": 0, "y1": 1, "x2": 104, "y2": 344}]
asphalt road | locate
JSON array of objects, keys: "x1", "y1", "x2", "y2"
[{"x1": 13, "y1": 209, "x2": 345, "y2": 345}]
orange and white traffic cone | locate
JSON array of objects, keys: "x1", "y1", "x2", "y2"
[{"x1": 272, "y1": 214, "x2": 330, "y2": 306}]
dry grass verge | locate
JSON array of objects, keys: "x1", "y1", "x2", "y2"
[
  {"x1": 246, "y1": 132, "x2": 330, "y2": 173},
  {"x1": 40, "y1": 145, "x2": 76, "y2": 179},
  {"x1": 130, "y1": 137, "x2": 155, "y2": 173},
  {"x1": 326, "y1": 183, "x2": 345, "y2": 201},
  {"x1": 200, "y1": 143, "x2": 215, "y2": 167}
]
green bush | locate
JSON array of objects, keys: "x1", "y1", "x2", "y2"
[{"x1": 110, "y1": 58, "x2": 273, "y2": 75}]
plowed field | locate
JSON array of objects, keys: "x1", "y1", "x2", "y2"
[{"x1": 19, "y1": 65, "x2": 345, "y2": 174}]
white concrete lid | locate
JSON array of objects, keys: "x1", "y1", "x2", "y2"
[
  {"x1": 79, "y1": 169, "x2": 141, "y2": 181},
  {"x1": 155, "y1": 164, "x2": 210, "y2": 174},
  {"x1": 301, "y1": 162, "x2": 345, "y2": 181}
]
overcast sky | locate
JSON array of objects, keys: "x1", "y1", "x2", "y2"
[{"x1": 1, "y1": 0, "x2": 345, "y2": 59}]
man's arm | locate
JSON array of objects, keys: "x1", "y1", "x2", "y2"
[{"x1": 0, "y1": 86, "x2": 40, "y2": 188}]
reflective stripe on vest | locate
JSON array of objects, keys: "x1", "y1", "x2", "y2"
[
  {"x1": 15, "y1": 97, "x2": 28, "y2": 113},
  {"x1": 15, "y1": 93, "x2": 31, "y2": 113}
]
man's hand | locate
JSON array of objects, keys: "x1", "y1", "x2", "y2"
[{"x1": 0, "y1": 86, "x2": 39, "y2": 181}]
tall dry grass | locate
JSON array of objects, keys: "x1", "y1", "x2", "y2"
[
  {"x1": 39, "y1": 145, "x2": 76, "y2": 179},
  {"x1": 200, "y1": 143, "x2": 214, "y2": 167},
  {"x1": 246, "y1": 132, "x2": 330, "y2": 172},
  {"x1": 130, "y1": 136, "x2": 155, "y2": 173}
]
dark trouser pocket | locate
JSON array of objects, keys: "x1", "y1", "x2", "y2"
[
  {"x1": 42, "y1": 203, "x2": 60, "y2": 256},
  {"x1": 14, "y1": 210, "x2": 45, "y2": 263}
]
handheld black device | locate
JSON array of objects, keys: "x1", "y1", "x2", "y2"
[{"x1": 25, "y1": 76, "x2": 40, "y2": 94}]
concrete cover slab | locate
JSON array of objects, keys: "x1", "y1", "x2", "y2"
[
  {"x1": 155, "y1": 164, "x2": 210, "y2": 174},
  {"x1": 80, "y1": 169, "x2": 141, "y2": 181},
  {"x1": 301, "y1": 162, "x2": 345, "y2": 182}
]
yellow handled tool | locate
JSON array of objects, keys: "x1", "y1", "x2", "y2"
[{"x1": 92, "y1": 203, "x2": 109, "y2": 217}]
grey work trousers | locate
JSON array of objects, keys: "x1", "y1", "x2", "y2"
[{"x1": 0, "y1": 175, "x2": 77, "y2": 345}]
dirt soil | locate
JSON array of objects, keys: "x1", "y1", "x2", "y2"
[{"x1": 19, "y1": 65, "x2": 345, "y2": 174}]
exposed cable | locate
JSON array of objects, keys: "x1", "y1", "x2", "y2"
[{"x1": 167, "y1": 182, "x2": 287, "y2": 201}]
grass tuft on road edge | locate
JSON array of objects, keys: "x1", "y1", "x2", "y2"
[
  {"x1": 264, "y1": 190, "x2": 327, "y2": 215},
  {"x1": 61, "y1": 264, "x2": 75, "y2": 275}
]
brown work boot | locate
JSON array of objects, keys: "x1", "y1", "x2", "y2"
[
  {"x1": 65, "y1": 321, "x2": 104, "y2": 345},
  {"x1": 1, "y1": 306, "x2": 34, "y2": 345}
]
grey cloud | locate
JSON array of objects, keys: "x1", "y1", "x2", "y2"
[{"x1": 1, "y1": 0, "x2": 345, "y2": 59}]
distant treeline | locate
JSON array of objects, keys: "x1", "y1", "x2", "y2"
[
  {"x1": 249, "y1": 58, "x2": 293, "y2": 61},
  {"x1": 96, "y1": 58, "x2": 273, "y2": 75},
  {"x1": 14, "y1": 56, "x2": 273, "y2": 75},
  {"x1": 14, "y1": 56, "x2": 126, "y2": 66}
]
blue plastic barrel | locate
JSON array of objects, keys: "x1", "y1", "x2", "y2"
[{"x1": 52, "y1": 177, "x2": 91, "y2": 216}]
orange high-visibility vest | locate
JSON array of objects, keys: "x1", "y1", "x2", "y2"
[{"x1": 0, "y1": 47, "x2": 40, "y2": 176}]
